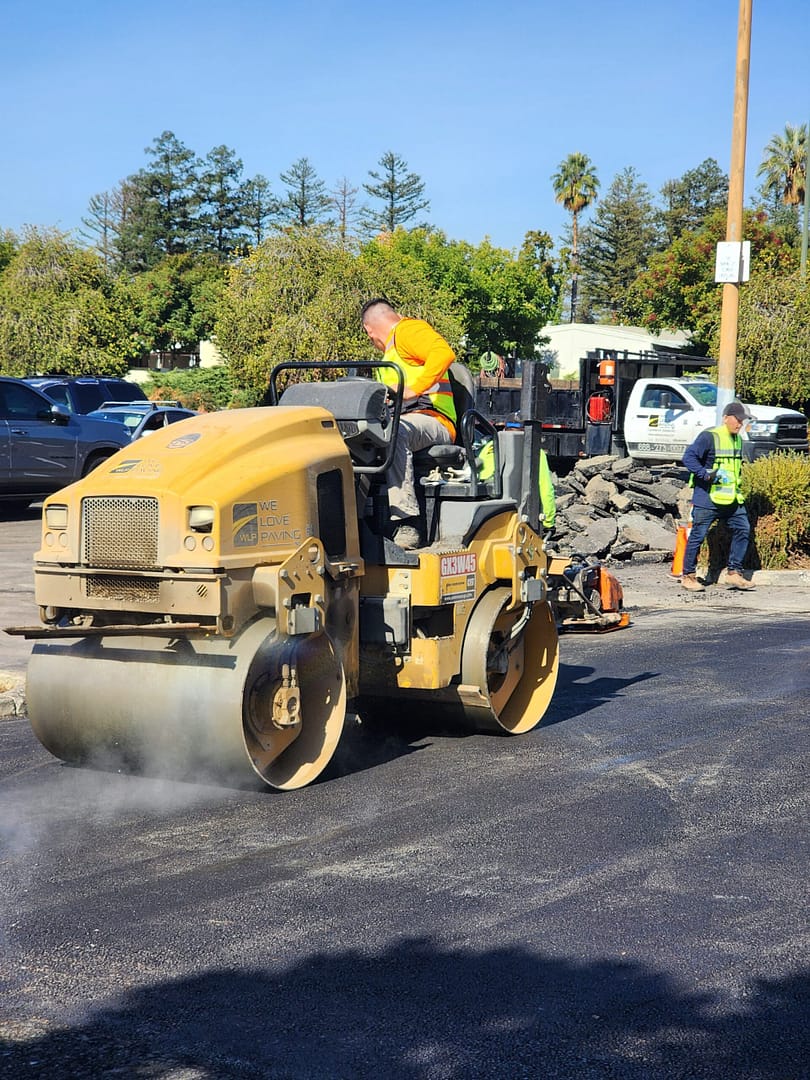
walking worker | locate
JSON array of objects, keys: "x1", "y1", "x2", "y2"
[
  {"x1": 681, "y1": 400, "x2": 754, "y2": 592},
  {"x1": 361, "y1": 298, "x2": 456, "y2": 550}
]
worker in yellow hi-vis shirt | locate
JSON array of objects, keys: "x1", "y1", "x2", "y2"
[{"x1": 361, "y1": 298, "x2": 456, "y2": 550}]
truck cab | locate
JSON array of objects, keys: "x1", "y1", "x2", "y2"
[{"x1": 624, "y1": 377, "x2": 809, "y2": 463}]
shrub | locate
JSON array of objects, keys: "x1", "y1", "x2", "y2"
[
  {"x1": 141, "y1": 367, "x2": 236, "y2": 411},
  {"x1": 700, "y1": 452, "x2": 810, "y2": 572},
  {"x1": 743, "y1": 452, "x2": 810, "y2": 568}
]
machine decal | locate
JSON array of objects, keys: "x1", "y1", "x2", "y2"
[
  {"x1": 108, "y1": 459, "x2": 162, "y2": 477},
  {"x1": 232, "y1": 503, "x2": 259, "y2": 546},
  {"x1": 441, "y1": 574, "x2": 477, "y2": 604},
  {"x1": 647, "y1": 415, "x2": 659, "y2": 428},
  {"x1": 440, "y1": 553, "x2": 477, "y2": 605},
  {"x1": 440, "y1": 553, "x2": 477, "y2": 577},
  {"x1": 167, "y1": 432, "x2": 202, "y2": 449}
]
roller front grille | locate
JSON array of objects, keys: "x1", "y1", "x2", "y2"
[
  {"x1": 82, "y1": 496, "x2": 160, "y2": 569},
  {"x1": 85, "y1": 576, "x2": 160, "y2": 603}
]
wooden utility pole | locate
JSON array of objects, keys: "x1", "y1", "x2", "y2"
[
  {"x1": 716, "y1": 0, "x2": 753, "y2": 419},
  {"x1": 801, "y1": 120, "x2": 809, "y2": 281}
]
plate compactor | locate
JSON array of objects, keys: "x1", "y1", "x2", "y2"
[{"x1": 10, "y1": 360, "x2": 627, "y2": 790}]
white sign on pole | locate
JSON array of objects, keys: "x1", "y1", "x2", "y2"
[{"x1": 715, "y1": 241, "x2": 751, "y2": 283}]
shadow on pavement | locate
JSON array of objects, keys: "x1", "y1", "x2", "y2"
[
  {"x1": 540, "y1": 662, "x2": 660, "y2": 728},
  {"x1": 1, "y1": 939, "x2": 806, "y2": 1078}
]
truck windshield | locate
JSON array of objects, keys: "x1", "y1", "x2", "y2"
[{"x1": 682, "y1": 383, "x2": 717, "y2": 407}]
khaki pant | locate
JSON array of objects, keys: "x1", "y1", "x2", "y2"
[{"x1": 388, "y1": 413, "x2": 452, "y2": 520}]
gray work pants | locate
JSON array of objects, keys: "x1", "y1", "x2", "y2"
[{"x1": 388, "y1": 413, "x2": 452, "y2": 521}]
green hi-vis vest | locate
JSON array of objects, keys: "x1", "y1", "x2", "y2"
[
  {"x1": 477, "y1": 440, "x2": 557, "y2": 529},
  {"x1": 379, "y1": 326, "x2": 456, "y2": 433},
  {"x1": 706, "y1": 425, "x2": 744, "y2": 506}
]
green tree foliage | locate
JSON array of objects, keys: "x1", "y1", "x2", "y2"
[
  {"x1": 362, "y1": 152, "x2": 429, "y2": 234},
  {"x1": 658, "y1": 158, "x2": 729, "y2": 243},
  {"x1": 0, "y1": 228, "x2": 132, "y2": 375},
  {"x1": 140, "y1": 130, "x2": 201, "y2": 255},
  {"x1": 195, "y1": 145, "x2": 245, "y2": 260},
  {"x1": 215, "y1": 230, "x2": 461, "y2": 401},
  {"x1": 332, "y1": 176, "x2": 361, "y2": 248},
  {"x1": 756, "y1": 123, "x2": 808, "y2": 209},
  {"x1": 239, "y1": 174, "x2": 277, "y2": 246},
  {"x1": 92, "y1": 132, "x2": 201, "y2": 273},
  {"x1": 110, "y1": 175, "x2": 164, "y2": 273},
  {"x1": 742, "y1": 452, "x2": 810, "y2": 568},
  {"x1": 127, "y1": 255, "x2": 228, "y2": 355},
  {"x1": 368, "y1": 228, "x2": 559, "y2": 358},
  {"x1": 578, "y1": 167, "x2": 658, "y2": 321},
  {"x1": 0, "y1": 229, "x2": 17, "y2": 274},
  {"x1": 141, "y1": 366, "x2": 234, "y2": 411},
  {"x1": 735, "y1": 271, "x2": 810, "y2": 410},
  {"x1": 624, "y1": 208, "x2": 799, "y2": 355},
  {"x1": 278, "y1": 157, "x2": 332, "y2": 228},
  {"x1": 551, "y1": 152, "x2": 599, "y2": 320}
]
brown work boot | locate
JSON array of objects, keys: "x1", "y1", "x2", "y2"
[
  {"x1": 392, "y1": 522, "x2": 422, "y2": 551},
  {"x1": 681, "y1": 573, "x2": 706, "y2": 592},
  {"x1": 725, "y1": 570, "x2": 755, "y2": 590}
]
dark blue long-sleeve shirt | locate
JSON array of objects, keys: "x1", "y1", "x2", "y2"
[{"x1": 683, "y1": 429, "x2": 721, "y2": 509}]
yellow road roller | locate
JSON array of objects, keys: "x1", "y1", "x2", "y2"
[{"x1": 11, "y1": 361, "x2": 625, "y2": 790}]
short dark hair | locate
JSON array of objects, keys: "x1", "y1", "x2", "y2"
[{"x1": 360, "y1": 297, "x2": 394, "y2": 322}]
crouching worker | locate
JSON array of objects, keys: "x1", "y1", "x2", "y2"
[
  {"x1": 361, "y1": 298, "x2": 456, "y2": 550},
  {"x1": 478, "y1": 421, "x2": 557, "y2": 537},
  {"x1": 681, "y1": 400, "x2": 754, "y2": 592}
]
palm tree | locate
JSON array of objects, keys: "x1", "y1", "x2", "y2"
[
  {"x1": 756, "y1": 123, "x2": 807, "y2": 207},
  {"x1": 551, "y1": 152, "x2": 600, "y2": 321}
]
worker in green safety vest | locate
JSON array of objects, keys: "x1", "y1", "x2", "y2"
[
  {"x1": 478, "y1": 425, "x2": 557, "y2": 535},
  {"x1": 681, "y1": 400, "x2": 754, "y2": 592}
]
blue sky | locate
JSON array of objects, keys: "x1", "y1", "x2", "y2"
[{"x1": 2, "y1": 0, "x2": 805, "y2": 253}]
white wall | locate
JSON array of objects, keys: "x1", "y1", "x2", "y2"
[{"x1": 538, "y1": 323, "x2": 691, "y2": 378}]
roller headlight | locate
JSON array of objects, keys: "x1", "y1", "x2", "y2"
[
  {"x1": 45, "y1": 504, "x2": 69, "y2": 529},
  {"x1": 188, "y1": 505, "x2": 215, "y2": 533}
]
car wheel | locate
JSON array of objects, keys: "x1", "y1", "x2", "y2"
[{"x1": 82, "y1": 451, "x2": 113, "y2": 477}]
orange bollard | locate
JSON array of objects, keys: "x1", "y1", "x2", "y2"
[{"x1": 671, "y1": 524, "x2": 689, "y2": 577}]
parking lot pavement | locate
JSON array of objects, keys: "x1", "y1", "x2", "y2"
[
  {"x1": 609, "y1": 558, "x2": 810, "y2": 615},
  {"x1": 0, "y1": 505, "x2": 41, "y2": 709}
]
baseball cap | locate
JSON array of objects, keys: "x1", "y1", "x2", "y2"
[{"x1": 723, "y1": 401, "x2": 751, "y2": 421}]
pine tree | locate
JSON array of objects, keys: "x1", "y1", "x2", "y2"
[
  {"x1": 579, "y1": 167, "x2": 658, "y2": 321},
  {"x1": 278, "y1": 157, "x2": 332, "y2": 227},
  {"x1": 659, "y1": 158, "x2": 729, "y2": 243},
  {"x1": 239, "y1": 175, "x2": 277, "y2": 246},
  {"x1": 361, "y1": 151, "x2": 429, "y2": 234},
  {"x1": 195, "y1": 144, "x2": 245, "y2": 259}
]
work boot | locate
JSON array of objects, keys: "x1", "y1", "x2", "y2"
[
  {"x1": 681, "y1": 573, "x2": 705, "y2": 592},
  {"x1": 393, "y1": 523, "x2": 422, "y2": 550},
  {"x1": 725, "y1": 570, "x2": 755, "y2": 590}
]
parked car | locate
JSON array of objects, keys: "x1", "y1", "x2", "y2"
[
  {"x1": 24, "y1": 376, "x2": 148, "y2": 414},
  {"x1": 0, "y1": 376, "x2": 131, "y2": 500},
  {"x1": 85, "y1": 401, "x2": 198, "y2": 440}
]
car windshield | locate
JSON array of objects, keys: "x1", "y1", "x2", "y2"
[
  {"x1": 681, "y1": 382, "x2": 717, "y2": 407},
  {"x1": 89, "y1": 409, "x2": 146, "y2": 432}
]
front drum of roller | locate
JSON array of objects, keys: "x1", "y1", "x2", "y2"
[{"x1": 26, "y1": 617, "x2": 346, "y2": 790}]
